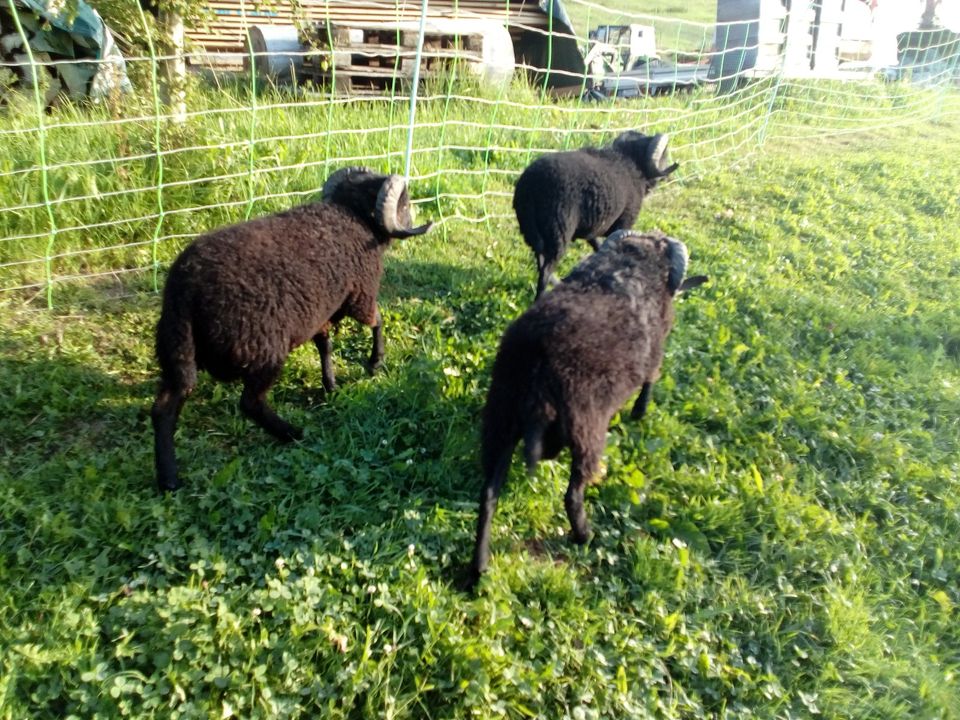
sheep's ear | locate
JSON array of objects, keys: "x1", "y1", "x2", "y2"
[
  {"x1": 678, "y1": 275, "x2": 708, "y2": 293},
  {"x1": 322, "y1": 166, "x2": 373, "y2": 200}
]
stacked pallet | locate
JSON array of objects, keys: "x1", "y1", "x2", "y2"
[
  {"x1": 298, "y1": 22, "x2": 485, "y2": 93},
  {"x1": 188, "y1": 0, "x2": 551, "y2": 62}
]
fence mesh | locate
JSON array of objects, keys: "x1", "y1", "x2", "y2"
[{"x1": 1, "y1": 0, "x2": 958, "y2": 305}]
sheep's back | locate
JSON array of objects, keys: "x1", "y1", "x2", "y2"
[
  {"x1": 167, "y1": 205, "x2": 382, "y2": 374},
  {"x1": 514, "y1": 150, "x2": 644, "y2": 245},
  {"x1": 511, "y1": 287, "x2": 673, "y2": 414}
]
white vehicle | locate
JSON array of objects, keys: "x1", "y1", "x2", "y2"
[{"x1": 586, "y1": 23, "x2": 658, "y2": 77}]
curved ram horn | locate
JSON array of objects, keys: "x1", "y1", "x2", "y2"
[
  {"x1": 605, "y1": 229, "x2": 641, "y2": 244},
  {"x1": 601, "y1": 228, "x2": 642, "y2": 253},
  {"x1": 376, "y1": 175, "x2": 433, "y2": 237},
  {"x1": 666, "y1": 237, "x2": 689, "y2": 294},
  {"x1": 375, "y1": 175, "x2": 406, "y2": 234},
  {"x1": 642, "y1": 134, "x2": 678, "y2": 179},
  {"x1": 321, "y1": 166, "x2": 372, "y2": 201}
]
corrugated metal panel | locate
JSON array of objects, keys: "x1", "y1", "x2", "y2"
[{"x1": 187, "y1": 0, "x2": 557, "y2": 55}]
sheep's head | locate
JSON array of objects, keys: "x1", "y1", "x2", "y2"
[
  {"x1": 612, "y1": 131, "x2": 679, "y2": 183},
  {"x1": 582, "y1": 230, "x2": 706, "y2": 297},
  {"x1": 322, "y1": 166, "x2": 433, "y2": 239}
]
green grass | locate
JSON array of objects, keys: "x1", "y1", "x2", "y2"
[
  {"x1": 1, "y1": 81, "x2": 960, "y2": 718},
  {"x1": 1, "y1": 76, "x2": 949, "y2": 297}
]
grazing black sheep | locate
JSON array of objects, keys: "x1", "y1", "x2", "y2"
[
  {"x1": 465, "y1": 229, "x2": 707, "y2": 588},
  {"x1": 513, "y1": 131, "x2": 679, "y2": 299},
  {"x1": 151, "y1": 167, "x2": 432, "y2": 492}
]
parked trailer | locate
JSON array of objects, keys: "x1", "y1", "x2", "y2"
[{"x1": 595, "y1": 60, "x2": 711, "y2": 97}]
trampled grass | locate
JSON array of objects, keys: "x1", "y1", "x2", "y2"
[{"x1": 1, "y1": 88, "x2": 959, "y2": 717}]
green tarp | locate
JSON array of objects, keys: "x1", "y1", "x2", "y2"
[{"x1": 1, "y1": 0, "x2": 131, "y2": 101}]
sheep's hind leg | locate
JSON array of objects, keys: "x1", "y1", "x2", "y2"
[
  {"x1": 535, "y1": 254, "x2": 556, "y2": 299},
  {"x1": 464, "y1": 439, "x2": 517, "y2": 590},
  {"x1": 239, "y1": 366, "x2": 303, "y2": 442},
  {"x1": 366, "y1": 309, "x2": 384, "y2": 375},
  {"x1": 586, "y1": 237, "x2": 601, "y2": 251},
  {"x1": 630, "y1": 382, "x2": 652, "y2": 421},
  {"x1": 565, "y1": 432, "x2": 603, "y2": 544},
  {"x1": 152, "y1": 382, "x2": 191, "y2": 493},
  {"x1": 313, "y1": 331, "x2": 336, "y2": 393}
]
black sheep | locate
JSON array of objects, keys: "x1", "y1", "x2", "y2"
[
  {"x1": 513, "y1": 131, "x2": 679, "y2": 299},
  {"x1": 151, "y1": 167, "x2": 432, "y2": 492},
  {"x1": 465, "y1": 229, "x2": 707, "y2": 588}
]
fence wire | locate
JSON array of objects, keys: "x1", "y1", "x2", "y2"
[{"x1": 0, "y1": 0, "x2": 958, "y2": 305}]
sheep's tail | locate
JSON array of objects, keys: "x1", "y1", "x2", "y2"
[
  {"x1": 481, "y1": 340, "x2": 536, "y2": 481},
  {"x1": 480, "y1": 377, "x2": 520, "y2": 481},
  {"x1": 482, "y1": 337, "x2": 552, "y2": 478},
  {"x1": 483, "y1": 385, "x2": 547, "y2": 477},
  {"x1": 155, "y1": 283, "x2": 198, "y2": 392},
  {"x1": 523, "y1": 425, "x2": 544, "y2": 474}
]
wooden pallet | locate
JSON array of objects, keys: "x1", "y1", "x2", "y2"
[
  {"x1": 187, "y1": 0, "x2": 550, "y2": 61},
  {"x1": 299, "y1": 23, "x2": 485, "y2": 93}
]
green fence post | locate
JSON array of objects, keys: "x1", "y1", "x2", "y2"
[
  {"x1": 562, "y1": 4, "x2": 591, "y2": 152},
  {"x1": 479, "y1": 0, "x2": 511, "y2": 230},
  {"x1": 404, "y1": 0, "x2": 430, "y2": 179},
  {"x1": 7, "y1": 0, "x2": 58, "y2": 307},
  {"x1": 323, "y1": 4, "x2": 336, "y2": 177},
  {"x1": 758, "y1": 11, "x2": 786, "y2": 147},
  {"x1": 135, "y1": 1, "x2": 167, "y2": 293},
  {"x1": 242, "y1": 0, "x2": 258, "y2": 220}
]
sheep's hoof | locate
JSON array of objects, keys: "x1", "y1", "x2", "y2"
[
  {"x1": 366, "y1": 360, "x2": 383, "y2": 376},
  {"x1": 279, "y1": 425, "x2": 304, "y2": 443},
  {"x1": 268, "y1": 423, "x2": 303, "y2": 442},
  {"x1": 456, "y1": 564, "x2": 483, "y2": 593},
  {"x1": 569, "y1": 526, "x2": 591, "y2": 545},
  {"x1": 157, "y1": 476, "x2": 182, "y2": 494}
]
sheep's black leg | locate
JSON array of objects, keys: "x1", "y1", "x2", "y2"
[
  {"x1": 587, "y1": 237, "x2": 601, "y2": 251},
  {"x1": 565, "y1": 436, "x2": 602, "y2": 544},
  {"x1": 536, "y1": 254, "x2": 557, "y2": 300},
  {"x1": 630, "y1": 382, "x2": 652, "y2": 421},
  {"x1": 239, "y1": 367, "x2": 303, "y2": 442},
  {"x1": 535, "y1": 254, "x2": 548, "y2": 299},
  {"x1": 151, "y1": 383, "x2": 191, "y2": 493},
  {"x1": 366, "y1": 310, "x2": 384, "y2": 375},
  {"x1": 313, "y1": 331, "x2": 336, "y2": 393},
  {"x1": 464, "y1": 440, "x2": 516, "y2": 590}
]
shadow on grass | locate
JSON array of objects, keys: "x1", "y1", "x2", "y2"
[
  {"x1": 381, "y1": 258, "x2": 489, "y2": 302},
  {"x1": 0, "y1": 322, "x2": 485, "y2": 606},
  {"x1": 167, "y1": 342, "x2": 493, "y2": 594},
  {"x1": 0, "y1": 341, "x2": 154, "y2": 461}
]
